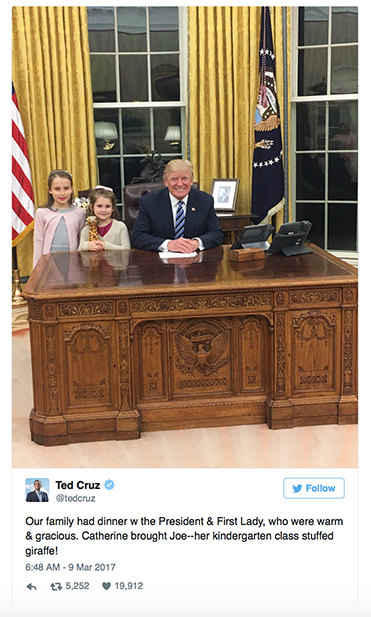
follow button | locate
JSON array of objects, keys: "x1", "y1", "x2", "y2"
[{"x1": 283, "y1": 477, "x2": 345, "y2": 499}]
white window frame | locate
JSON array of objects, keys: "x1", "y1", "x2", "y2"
[
  {"x1": 89, "y1": 6, "x2": 188, "y2": 205},
  {"x1": 291, "y1": 7, "x2": 358, "y2": 265}
]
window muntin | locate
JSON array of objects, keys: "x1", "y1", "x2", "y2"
[
  {"x1": 88, "y1": 6, "x2": 185, "y2": 209},
  {"x1": 293, "y1": 7, "x2": 358, "y2": 253}
]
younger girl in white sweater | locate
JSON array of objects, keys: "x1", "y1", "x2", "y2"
[{"x1": 78, "y1": 185, "x2": 130, "y2": 251}]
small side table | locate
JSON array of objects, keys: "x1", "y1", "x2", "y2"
[{"x1": 218, "y1": 214, "x2": 259, "y2": 244}]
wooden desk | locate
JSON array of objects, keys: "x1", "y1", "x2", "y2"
[
  {"x1": 23, "y1": 245, "x2": 357, "y2": 446},
  {"x1": 218, "y1": 214, "x2": 259, "y2": 244}
]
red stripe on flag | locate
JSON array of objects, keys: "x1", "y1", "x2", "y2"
[
  {"x1": 12, "y1": 156, "x2": 34, "y2": 202},
  {"x1": 12, "y1": 83, "x2": 35, "y2": 246},
  {"x1": 12, "y1": 120, "x2": 29, "y2": 161},
  {"x1": 12, "y1": 90, "x2": 19, "y2": 108},
  {"x1": 12, "y1": 192, "x2": 34, "y2": 228},
  {"x1": 12, "y1": 227, "x2": 18, "y2": 241}
]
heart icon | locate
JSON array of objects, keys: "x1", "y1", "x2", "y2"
[{"x1": 102, "y1": 582, "x2": 111, "y2": 590}]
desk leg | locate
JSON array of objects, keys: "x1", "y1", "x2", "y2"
[
  {"x1": 338, "y1": 304, "x2": 358, "y2": 424},
  {"x1": 268, "y1": 311, "x2": 293, "y2": 429},
  {"x1": 269, "y1": 302, "x2": 357, "y2": 429},
  {"x1": 29, "y1": 321, "x2": 69, "y2": 446},
  {"x1": 28, "y1": 313, "x2": 141, "y2": 446},
  {"x1": 117, "y1": 321, "x2": 140, "y2": 439}
]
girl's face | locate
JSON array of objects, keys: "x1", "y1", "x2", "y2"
[
  {"x1": 93, "y1": 196, "x2": 114, "y2": 225},
  {"x1": 49, "y1": 177, "x2": 73, "y2": 208}
]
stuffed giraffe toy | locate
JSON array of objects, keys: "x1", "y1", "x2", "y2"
[{"x1": 87, "y1": 216, "x2": 99, "y2": 241}]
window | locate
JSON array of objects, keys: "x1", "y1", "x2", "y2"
[
  {"x1": 292, "y1": 7, "x2": 358, "y2": 256},
  {"x1": 87, "y1": 6, "x2": 186, "y2": 210}
]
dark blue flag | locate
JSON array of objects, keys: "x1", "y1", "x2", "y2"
[{"x1": 251, "y1": 7, "x2": 285, "y2": 223}]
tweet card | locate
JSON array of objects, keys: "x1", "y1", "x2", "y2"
[
  {"x1": 11, "y1": 468, "x2": 359, "y2": 615},
  {"x1": 5, "y1": 4, "x2": 370, "y2": 617}
]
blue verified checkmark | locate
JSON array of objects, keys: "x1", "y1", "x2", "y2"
[{"x1": 104, "y1": 479, "x2": 115, "y2": 490}]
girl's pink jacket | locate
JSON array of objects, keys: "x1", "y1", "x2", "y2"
[{"x1": 33, "y1": 206, "x2": 86, "y2": 268}]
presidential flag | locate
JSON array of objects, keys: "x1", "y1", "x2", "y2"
[
  {"x1": 12, "y1": 83, "x2": 35, "y2": 247},
  {"x1": 251, "y1": 7, "x2": 285, "y2": 224}
]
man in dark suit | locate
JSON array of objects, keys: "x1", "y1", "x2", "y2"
[
  {"x1": 26, "y1": 479, "x2": 49, "y2": 502},
  {"x1": 131, "y1": 159, "x2": 223, "y2": 252}
]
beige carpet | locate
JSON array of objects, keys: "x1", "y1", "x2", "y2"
[{"x1": 12, "y1": 304, "x2": 358, "y2": 469}]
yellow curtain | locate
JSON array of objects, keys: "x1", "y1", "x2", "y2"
[
  {"x1": 188, "y1": 6, "x2": 291, "y2": 222},
  {"x1": 12, "y1": 6, "x2": 97, "y2": 277}
]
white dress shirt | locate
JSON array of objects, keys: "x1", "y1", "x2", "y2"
[{"x1": 159, "y1": 193, "x2": 205, "y2": 251}]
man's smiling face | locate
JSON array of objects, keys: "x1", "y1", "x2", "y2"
[{"x1": 165, "y1": 168, "x2": 194, "y2": 201}]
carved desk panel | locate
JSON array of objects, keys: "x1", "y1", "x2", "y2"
[{"x1": 23, "y1": 245, "x2": 358, "y2": 445}]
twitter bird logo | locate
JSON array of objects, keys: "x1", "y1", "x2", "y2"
[{"x1": 293, "y1": 484, "x2": 302, "y2": 493}]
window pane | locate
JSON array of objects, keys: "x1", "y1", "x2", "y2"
[
  {"x1": 329, "y1": 101, "x2": 358, "y2": 150},
  {"x1": 117, "y1": 7, "x2": 147, "y2": 52},
  {"x1": 328, "y1": 153, "x2": 357, "y2": 201},
  {"x1": 119, "y1": 56, "x2": 148, "y2": 102},
  {"x1": 296, "y1": 154, "x2": 325, "y2": 200},
  {"x1": 296, "y1": 102, "x2": 326, "y2": 151},
  {"x1": 88, "y1": 7, "x2": 115, "y2": 52},
  {"x1": 298, "y1": 48, "x2": 327, "y2": 96},
  {"x1": 332, "y1": 7, "x2": 358, "y2": 44},
  {"x1": 91, "y1": 55, "x2": 116, "y2": 102},
  {"x1": 94, "y1": 109, "x2": 119, "y2": 156},
  {"x1": 295, "y1": 202, "x2": 325, "y2": 248},
  {"x1": 149, "y1": 7, "x2": 179, "y2": 52},
  {"x1": 123, "y1": 157, "x2": 148, "y2": 185},
  {"x1": 298, "y1": 7, "x2": 328, "y2": 46},
  {"x1": 154, "y1": 108, "x2": 181, "y2": 154},
  {"x1": 328, "y1": 203, "x2": 357, "y2": 251},
  {"x1": 162, "y1": 155, "x2": 182, "y2": 166},
  {"x1": 331, "y1": 46, "x2": 358, "y2": 94},
  {"x1": 151, "y1": 55, "x2": 180, "y2": 101},
  {"x1": 97, "y1": 157, "x2": 122, "y2": 203},
  {"x1": 122, "y1": 109, "x2": 151, "y2": 154}
]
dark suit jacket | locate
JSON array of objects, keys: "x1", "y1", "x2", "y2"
[
  {"x1": 26, "y1": 490, "x2": 49, "y2": 502},
  {"x1": 131, "y1": 187, "x2": 223, "y2": 252}
]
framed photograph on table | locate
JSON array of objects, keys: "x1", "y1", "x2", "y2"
[{"x1": 211, "y1": 178, "x2": 240, "y2": 215}]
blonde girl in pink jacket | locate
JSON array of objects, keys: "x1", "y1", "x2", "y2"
[{"x1": 33, "y1": 169, "x2": 86, "y2": 268}]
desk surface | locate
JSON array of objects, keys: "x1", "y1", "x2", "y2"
[{"x1": 25, "y1": 244, "x2": 357, "y2": 300}]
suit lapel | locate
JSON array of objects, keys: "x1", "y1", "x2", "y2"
[{"x1": 161, "y1": 189, "x2": 176, "y2": 238}]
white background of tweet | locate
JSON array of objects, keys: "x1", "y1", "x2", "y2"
[{"x1": 11, "y1": 468, "x2": 360, "y2": 615}]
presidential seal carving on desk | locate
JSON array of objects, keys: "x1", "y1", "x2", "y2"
[{"x1": 175, "y1": 321, "x2": 230, "y2": 377}]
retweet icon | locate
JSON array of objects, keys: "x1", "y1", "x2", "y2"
[{"x1": 293, "y1": 484, "x2": 302, "y2": 493}]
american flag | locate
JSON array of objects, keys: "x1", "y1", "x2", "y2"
[{"x1": 12, "y1": 83, "x2": 34, "y2": 246}]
